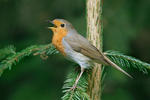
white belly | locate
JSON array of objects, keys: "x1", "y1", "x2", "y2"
[{"x1": 62, "y1": 38, "x2": 91, "y2": 69}]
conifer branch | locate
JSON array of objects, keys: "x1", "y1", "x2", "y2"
[
  {"x1": 104, "y1": 50, "x2": 150, "y2": 74},
  {"x1": 62, "y1": 69, "x2": 90, "y2": 100},
  {"x1": 0, "y1": 44, "x2": 58, "y2": 76},
  {"x1": 0, "y1": 45, "x2": 150, "y2": 100},
  {"x1": 61, "y1": 67, "x2": 107, "y2": 100},
  {"x1": 0, "y1": 45, "x2": 16, "y2": 60},
  {"x1": 61, "y1": 50, "x2": 150, "y2": 100}
]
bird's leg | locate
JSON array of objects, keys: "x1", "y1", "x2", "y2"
[{"x1": 70, "y1": 67, "x2": 84, "y2": 91}]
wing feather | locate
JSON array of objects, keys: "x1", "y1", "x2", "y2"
[{"x1": 64, "y1": 32, "x2": 107, "y2": 64}]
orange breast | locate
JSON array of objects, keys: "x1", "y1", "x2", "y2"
[{"x1": 52, "y1": 28, "x2": 68, "y2": 55}]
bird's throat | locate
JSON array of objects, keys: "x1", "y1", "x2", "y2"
[{"x1": 52, "y1": 29, "x2": 68, "y2": 55}]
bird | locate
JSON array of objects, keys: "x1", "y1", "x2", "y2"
[{"x1": 48, "y1": 19, "x2": 132, "y2": 90}]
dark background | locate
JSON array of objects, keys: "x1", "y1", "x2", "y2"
[{"x1": 0, "y1": 0, "x2": 150, "y2": 100}]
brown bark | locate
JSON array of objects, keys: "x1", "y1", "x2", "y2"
[{"x1": 86, "y1": 0, "x2": 103, "y2": 99}]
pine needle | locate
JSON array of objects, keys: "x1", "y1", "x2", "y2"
[
  {"x1": 104, "y1": 50, "x2": 150, "y2": 74},
  {"x1": 0, "y1": 44, "x2": 58, "y2": 76},
  {"x1": 62, "y1": 50, "x2": 150, "y2": 100},
  {"x1": 62, "y1": 68, "x2": 90, "y2": 100},
  {"x1": 1, "y1": 44, "x2": 150, "y2": 100},
  {"x1": 0, "y1": 45, "x2": 16, "y2": 60}
]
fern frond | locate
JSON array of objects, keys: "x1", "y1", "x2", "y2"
[
  {"x1": 62, "y1": 68, "x2": 90, "y2": 100},
  {"x1": 104, "y1": 50, "x2": 150, "y2": 74},
  {"x1": 0, "y1": 44, "x2": 58, "y2": 76}
]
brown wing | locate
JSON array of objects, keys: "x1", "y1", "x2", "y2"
[{"x1": 64, "y1": 32, "x2": 107, "y2": 65}]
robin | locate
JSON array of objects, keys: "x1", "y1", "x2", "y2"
[{"x1": 48, "y1": 19, "x2": 132, "y2": 90}]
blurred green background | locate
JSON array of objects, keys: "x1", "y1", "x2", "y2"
[{"x1": 0, "y1": 0, "x2": 150, "y2": 100}]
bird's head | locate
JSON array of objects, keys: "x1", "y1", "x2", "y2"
[{"x1": 48, "y1": 19, "x2": 74, "y2": 35}]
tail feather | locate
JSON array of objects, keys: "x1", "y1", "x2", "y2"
[{"x1": 103, "y1": 56, "x2": 133, "y2": 78}]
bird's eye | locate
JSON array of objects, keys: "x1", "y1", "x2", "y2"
[{"x1": 60, "y1": 24, "x2": 65, "y2": 28}]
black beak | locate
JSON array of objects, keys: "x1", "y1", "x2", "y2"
[{"x1": 48, "y1": 20, "x2": 57, "y2": 30}]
